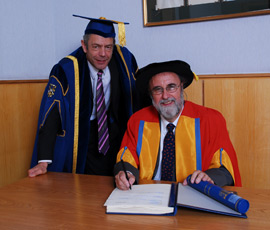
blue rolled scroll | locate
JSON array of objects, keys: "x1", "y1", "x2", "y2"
[{"x1": 187, "y1": 175, "x2": 249, "y2": 214}]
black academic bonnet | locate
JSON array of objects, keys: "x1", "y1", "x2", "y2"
[{"x1": 135, "y1": 60, "x2": 195, "y2": 109}]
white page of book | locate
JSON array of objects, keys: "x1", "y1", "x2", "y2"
[
  {"x1": 104, "y1": 184, "x2": 174, "y2": 214},
  {"x1": 177, "y1": 183, "x2": 241, "y2": 215}
]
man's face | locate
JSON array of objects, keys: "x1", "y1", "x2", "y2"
[
  {"x1": 149, "y1": 72, "x2": 184, "y2": 122},
  {"x1": 81, "y1": 34, "x2": 114, "y2": 70}
]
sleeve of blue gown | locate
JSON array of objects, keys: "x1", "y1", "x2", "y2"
[{"x1": 37, "y1": 105, "x2": 61, "y2": 161}]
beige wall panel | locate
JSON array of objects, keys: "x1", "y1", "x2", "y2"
[
  {"x1": 0, "y1": 82, "x2": 46, "y2": 187},
  {"x1": 204, "y1": 78, "x2": 270, "y2": 189},
  {"x1": 184, "y1": 79, "x2": 203, "y2": 106}
]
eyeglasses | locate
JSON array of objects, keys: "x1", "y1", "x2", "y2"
[{"x1": 150, "y1": 84, "x2": 181, "y2": 95}]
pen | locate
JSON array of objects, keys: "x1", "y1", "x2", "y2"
[
  {"x1": 121, "y1": 159, "x2": 132, "y2": 190},
  {"x1": 120, "y1": 147, "x2": 131, "y2": 190}
]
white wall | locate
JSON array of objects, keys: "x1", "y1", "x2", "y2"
[{"x1": 0, "y1": 0, "x2": 269, "y2": 80}]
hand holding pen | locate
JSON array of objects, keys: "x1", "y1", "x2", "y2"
[
  {"x1": 121, "y1": 159, "x2": 132, "y2": 190},
  {"x1": 116, "y1": 166, "x2": 135, "y2": 190},
  {"x1": 115, "y1": 147, "x2": 135, "y2": 190}
]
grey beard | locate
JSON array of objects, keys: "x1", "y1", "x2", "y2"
[{"x1": 152, "y1": 92, "x2": 184, "y2": 121}]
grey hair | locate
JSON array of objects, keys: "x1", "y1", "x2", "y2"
[{"x1": 83, "y1": 34, "x2": 91, "y2": 49}]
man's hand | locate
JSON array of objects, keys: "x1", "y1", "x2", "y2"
[
  {"x1": 115, "y1": 171, "x2": 136, "y2": 190},
  {"x1": 183, "y1": 170, "x2": 214, "y2": 186},
  {"x1": 28, "y1": 162, "x2": 48, "y2": 177}
]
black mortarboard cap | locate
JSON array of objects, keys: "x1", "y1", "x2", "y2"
[{"x1": 135, "y1": 60, "x2": 199, "y2": 108}]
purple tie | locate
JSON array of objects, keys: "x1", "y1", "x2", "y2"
[
  {"x1": 161, "y1": 123, "x2": 175, "y2": 181},
  {"x1": 96, "y1": 70, "x2": 110, "y2": 155}
]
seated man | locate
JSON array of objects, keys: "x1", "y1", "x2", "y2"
[{"x1": 114, "y1": 60, "x2": 242, "y2": 190}]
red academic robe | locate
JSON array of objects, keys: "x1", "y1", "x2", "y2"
[{"x1": 116, "y1": 101, "x2": 242, "y2": 186}]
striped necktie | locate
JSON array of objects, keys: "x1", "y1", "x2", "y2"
[
  {"x1": 161, "y1": 123, "x2": 175, "y2": 181},
  {"x1": 96, "y1": 70, "x2": 110, "y2": 155}
]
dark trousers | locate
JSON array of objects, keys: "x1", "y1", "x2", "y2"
[{"x1": 84, "y1": 119, "x2": 121, "y2": 176}]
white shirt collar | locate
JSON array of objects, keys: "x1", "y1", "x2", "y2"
[{"x1": 87, "y1": 61, "x2": 109, "y2": 80}]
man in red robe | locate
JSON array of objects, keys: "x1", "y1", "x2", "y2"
[{"x1": 114, "y1": 60, "x2": 242, "y2": 190}]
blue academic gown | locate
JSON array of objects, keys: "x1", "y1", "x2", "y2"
[{"x1": 30, "y1": 45, "x2": 138, "y2": 174}]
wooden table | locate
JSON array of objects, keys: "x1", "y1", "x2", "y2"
[{"x1": 0, "y1": 172, "x2": 269, "y2": 230}]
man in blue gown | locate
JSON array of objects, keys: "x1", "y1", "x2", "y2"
[{"x1": 28, "y1": 15, "x2": 138, "y2": 177}]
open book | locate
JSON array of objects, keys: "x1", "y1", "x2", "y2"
[{"x1": 104, "y1": 176, "x2": 249, "y2": 218}]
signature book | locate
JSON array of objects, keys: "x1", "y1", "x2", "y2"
[{"x1": 104, "y1": 175, "x2": 249, "y2": 218}]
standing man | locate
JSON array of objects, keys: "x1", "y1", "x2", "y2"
[
  {"x1": 28, "y1": 15, "x2": 138, "y2": 177},
  {"x1": 114, "y1": 60, "x2": 242, "y2": 190}
]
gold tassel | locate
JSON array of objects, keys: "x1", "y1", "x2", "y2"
[
  {"x1": 118, "y1": 22, "x2": 126, "y2": 47},
  {"x1": 193, "y1": 72, "x2": 199, "y2": 81},
  {"x1": 99, "y1": 17, "x2": 127, "y2": 47}
]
